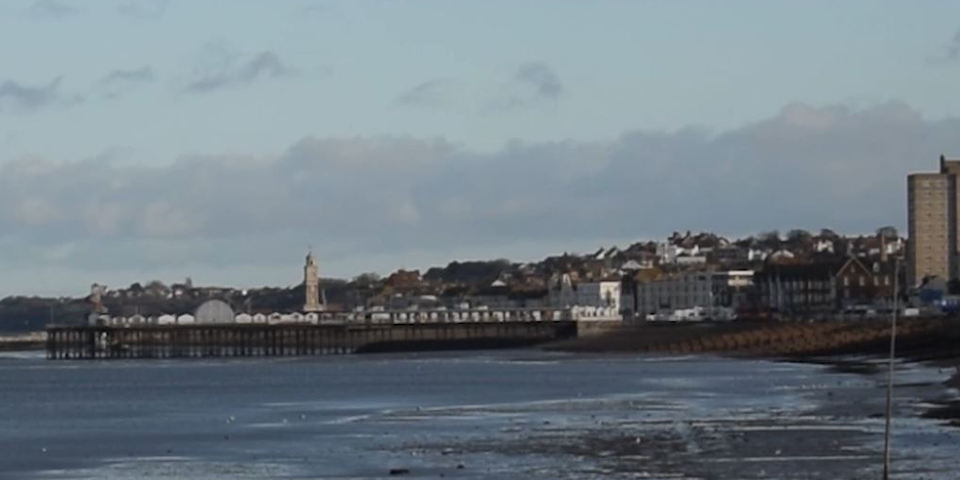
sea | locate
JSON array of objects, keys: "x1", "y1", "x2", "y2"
[{"x1": 0, "y1": 349, "x2": 957, "y2": 480}]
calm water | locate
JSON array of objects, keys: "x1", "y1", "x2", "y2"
[{"x1": 0, "y1": 350, "x2": 957, "y2": 479}]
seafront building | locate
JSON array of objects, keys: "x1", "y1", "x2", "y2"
[
  {"x1": 625, "y1": 270, "x2": 753, "y2": 321},
  {"x1": 89, "y1": 252, "x2": 619, "y2": 327},
  {"x1": 75, "y1": 224, "x2": 913, "y2": 328},
  {"x1": 907, "y1": 155, "x2": 960, "y2": 287}
]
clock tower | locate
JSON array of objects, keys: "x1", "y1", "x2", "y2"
[{"x1": 303, "y1": 250, "x2": 323, "y2": 312}]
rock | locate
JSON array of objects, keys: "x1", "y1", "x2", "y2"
[{"x1": 389, "y1": 468, "x2": 410, "y2": 476}]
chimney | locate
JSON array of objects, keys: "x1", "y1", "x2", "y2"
[{"x1": 941, "y1": 154, "x2": 947, "y2": 173}]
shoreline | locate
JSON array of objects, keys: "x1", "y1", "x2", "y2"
[
  {"x1": 7, "y1": 323, "x2": 958, "y2": 426},
  {"x1": 0, "y1": 332, "x2": 45, "y2": 352},
  {"x1": 549, "y1": 319, "x2": 960, "y2": 428}
]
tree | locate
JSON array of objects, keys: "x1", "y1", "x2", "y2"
[
  {"x1": 144, "y1": 280, "x2": 169, "y2": 296},
  {"x1": 352, "y1": 272, "x2": 381, "y2": 285},
  {"x1": 786, "y1": 229, "x2": 811, "y2": 242},
  {"x1": 756, "y1": 230, "x2": 781, "y2": 246},
  {"x1": 819, "y1": 228, "x2": 840, "y2": 239},
  {"x1": 128, "y1": 282, "x2": 144, "y2": 297},
  {"x1": 876, "y1": 226, "x2": 899, "y2": 239}
]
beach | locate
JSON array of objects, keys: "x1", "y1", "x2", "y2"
[{"x1": 1, "y1": 347, "x2": 958, "y2": 479}]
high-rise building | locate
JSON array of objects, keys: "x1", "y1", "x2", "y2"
[
  {"x1": 907, "y1": 155, "x2": 959, "y2": 286},
  {"x1": 303, "y1": 250, "x2": 323, "y2": 312}
]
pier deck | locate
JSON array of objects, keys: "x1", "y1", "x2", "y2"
[{"x1": 46, "y1": 321, "x2": 578, "y2": 359}]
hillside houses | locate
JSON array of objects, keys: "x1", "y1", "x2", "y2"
[{"x1": 51, "y1": 227, "x2": 909, "y2": 328}]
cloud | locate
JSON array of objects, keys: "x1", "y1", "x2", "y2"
[
  {"x1": 395, "y1": 79, "x2": 463, "y2": 108},
  {"x1": 397, "y1": 62, "x2": 562, "y2": 112},
  {"x1": 97, "y1": 66, "x2": 156, "y2": 98},
  {"x1": 27, "y1": 0, "x2": 80, "y2": 19},
  {"x1": 2, "y1": 101, "x2": 959, "y2": 283},
  {"x1": 0, "y1": 77, "x2": 81, "y2": 112},
  {"x1": 515, "y1": 61, "x2": 563, "y2": 99},
  {"x1": 182, "y1": 50, "x2": 292, "y2": 94},
  {"x1": 489, "y1": 61, "x2": 564, "y2": 110},
  {"x1": 947, "y1": 29, "x2": 960, "y2": 61},
  {"x1": 117, "y1": 0, "x2": 168, "y2": 20},
  {"x1": 101, "y1": 66, "x2": 155, "y2": 84}
]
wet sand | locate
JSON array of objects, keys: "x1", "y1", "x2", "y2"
[
  {"x1": 400, "y1": 357, "x2": 960, "y2": 479},
  {"x1": 551, "y1": 318, "x2": 960, "y2": 428}
]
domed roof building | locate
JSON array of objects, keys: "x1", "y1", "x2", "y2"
[{"x1": 195, "y1": 299, "x2": 235, "y2": 324}]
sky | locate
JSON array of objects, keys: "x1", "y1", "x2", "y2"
[{"x1": 2, "y1": 0, "x2": 960, "y2": 296}]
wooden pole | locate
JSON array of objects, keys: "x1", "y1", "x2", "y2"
[{"x1": 882, "y1": 259, "x2": 899, "y2": 480}]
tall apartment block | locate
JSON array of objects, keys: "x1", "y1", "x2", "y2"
[{"x1": 907, "y1": 155, "x2": 960, "y2": 286}]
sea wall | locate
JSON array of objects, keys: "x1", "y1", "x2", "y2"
[
  {"x1": 552, "y1": 318, "x2": 960, "y2": 358},
  {"x1": 576, "y1": 319, "x2": 623, "y2": 337}
]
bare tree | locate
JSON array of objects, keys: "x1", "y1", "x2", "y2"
[
  {"x1": 876, "y1": 226, "x2": 899, "y2": 239},
  {"x1": 786, "y1": 229, "x2": 812, "y2": 242}
]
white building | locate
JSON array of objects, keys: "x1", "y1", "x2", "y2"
[
  {"x1": 633, "y1": 271, "x2": 753, "y2": 319},
  {"x1": 548, "y1": 275, "x2": 622, "y2": 319},
  {"x1": 575, "y1": 281, "x2": 621, "y2": 311}
]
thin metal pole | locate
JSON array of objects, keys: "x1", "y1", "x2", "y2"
[{"x1": 882, "y1": 259, "x2": 899, "y2": 480}]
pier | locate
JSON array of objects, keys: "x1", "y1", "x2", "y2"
[{"x1": 46, "y1": 318, "x2": 579, "y2": 360}]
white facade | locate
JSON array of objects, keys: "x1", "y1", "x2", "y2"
[
  {"x1": 636, "y1": 272, "x2": 716, "y2": 315},
  {"x1": 657, "y1": 242, "x2": 703, "y2": 264},
  {"x1": 634, "y1": 271, "x2": 753, "y2": 318},
  {"x1": 570, "y1": 305, "x2": 621, "y2": 321},
  {"x1": 815, "y1": 239, "x2": 835, "y2": 253},
  {"x1": 675, "y1": 255, "x2": 707, "y2": 266},
  {"x1": 575, "y1": 281, "x2": 621, "y2": 311},
  {"x1": 726, "y1": 270, "x2": 755, "y2": 288}
]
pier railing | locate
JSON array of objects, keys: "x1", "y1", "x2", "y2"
[
  {"x1": 84, "y1": 307, "x2": 615, "y2": 327},
  {"x1": 46, "y1": 318, "x2": 580, "y2": 360}
]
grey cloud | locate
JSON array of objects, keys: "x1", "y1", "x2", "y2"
[
  {"x1": 515, "y1": 61, "x2": 562, "y2": 99},
  {"x1": 395, "y1": 79, "x2": 462, "y2": 108},
  {"x1": 97, "y1": 66, "x2": 155, "y2": 98},
  {"x1": 102, "y1": 66, "x2": 155, "y2": 84},
  {"x1": 0, "y1": 76, "x2": 80, "y2": 112},
  {"x1": 182, "y1": 50, "x2": 292, "y2": 94},
  {"x1": 27, "y1": 0, "x2": 80, "y2": 19},
  {"x1": 2, "y1": 101, "x2": 959, "y2": 274},
  {"x1": 947, "y1": 30, "x2": 960, "y2": 60},
  {"x1": 397, "y1": 63, "x2": 562, "y2": 112},
  {"x1": 487, "y1": 61, "x2": 564, "y2": 110},
  {"x1": 117, "y1": 0, "x2": 168, "y2": 20}
]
